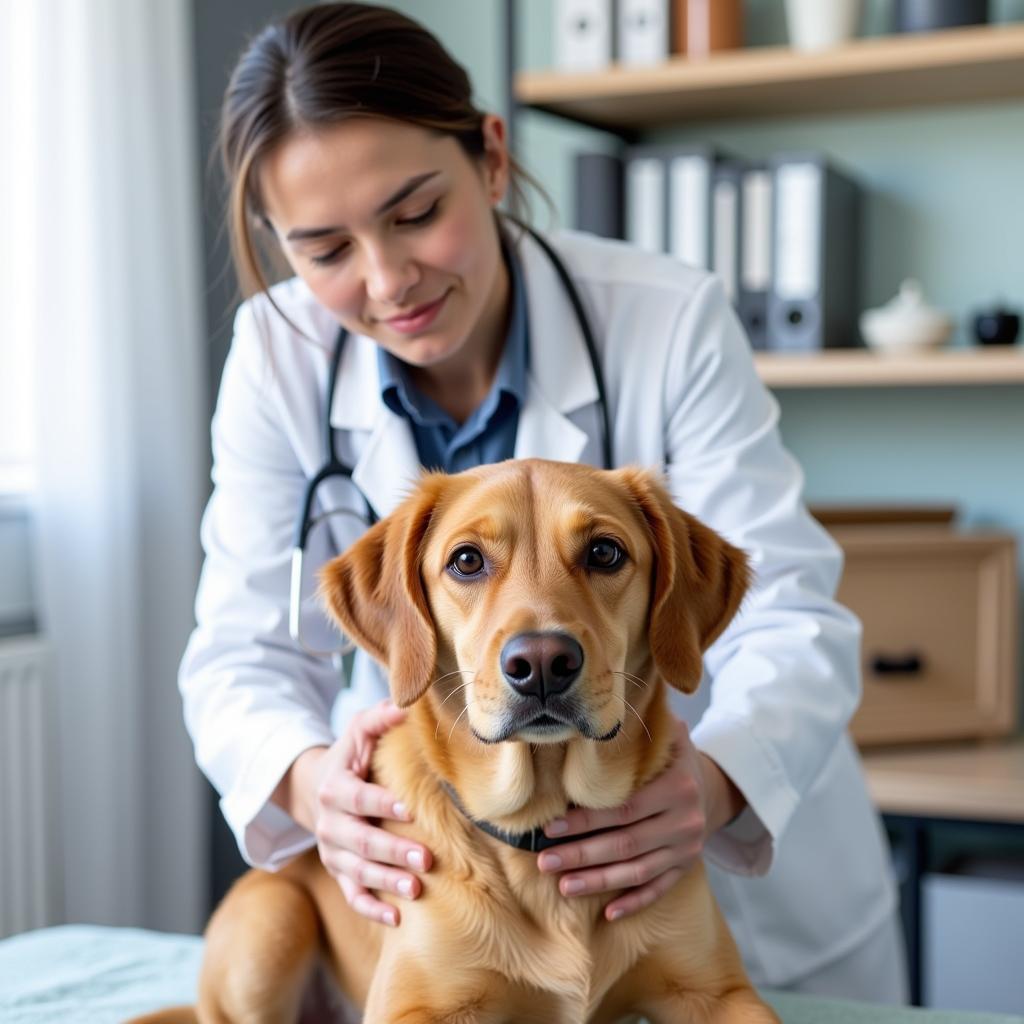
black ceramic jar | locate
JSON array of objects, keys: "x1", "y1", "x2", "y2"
[{"x1": 973, "y1": 307, "x2": 1021, "y2": 346}]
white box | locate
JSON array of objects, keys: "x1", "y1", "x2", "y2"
[
  {"x1": 923, "y1": 868, "x2": 1024, "y2": 1013},
  {"x1": 555, "y1": 0, "x2": 614, "y2": 72},
  {"x1": 618, "y1": 0, "x2": 670, "y2": 67}
]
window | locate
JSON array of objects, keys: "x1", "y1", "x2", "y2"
[
  {"x1": 0, "y1": 346, "x2": 34, "y2": 495},
  {"x1": 0, "y1": 2, "x2": 37, "y2": 494}
]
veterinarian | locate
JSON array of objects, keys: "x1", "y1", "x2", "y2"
[{"x1": 180, "y1": 1, "x2": 907, "y2": 1002}]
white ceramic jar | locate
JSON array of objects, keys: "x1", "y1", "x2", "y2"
[
  {"x1": 860, "y1": 279, "x2": 955, "y2": 353},
  {"x1": 784, "y1": 0, "x2": 863, "y2": 51}
]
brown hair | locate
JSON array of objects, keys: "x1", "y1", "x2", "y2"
[{"x1": 219, "y1": 1, "x2": 548, "y2": 302}]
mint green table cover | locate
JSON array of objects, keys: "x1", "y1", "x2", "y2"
[{"x1": 1, "y1": 925, "x2": 1020, "y2": 1023}]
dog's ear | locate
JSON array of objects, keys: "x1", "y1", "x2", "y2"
[
  {"x1": 318, "y1": 475, "x2": 445, "y2": 708},
  {"x1": 619, "y1": 468, "x2": 750, "y2": 693}
]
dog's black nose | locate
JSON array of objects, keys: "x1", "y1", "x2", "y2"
[{"x1": 500, "y1": 631, "x2": 584, "y2": 701}]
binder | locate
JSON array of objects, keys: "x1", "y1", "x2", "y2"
[
  {"x1": 674, "y1": 0, "x2": 744, "y2": 57},
  {"x1": 739, "y1": 164, "x2": 772, "y2": 350},
  {"x1": 619, "y1": 0, "x2": 671, "y2": 67},
  {"x1": 554, "y1": 0, "x2": 614, "y2": 72},
  {"x1": 767, "y1": 153, "x2": 862, "y2": 350},
  {"x1": 667, "y1": 145, "x2": 722, "y2": 270},
  {"x1": 625, "y1": 144, "x2": 727, "y2": 267},
  {"x1": 624, "y1": 151, "x2": 666, "y2": 254},
  {"x1": 712, "y1": 160, "x2": 743, "y2": 309},
  {"x1": 574, "y1": 151, "x2": 625, "y2": 240}
]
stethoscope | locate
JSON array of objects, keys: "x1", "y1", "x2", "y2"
[{"x1": 289, "y1": 221, "x2": 612, "y2": 658}]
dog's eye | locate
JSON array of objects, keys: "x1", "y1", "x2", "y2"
[
  {"x1": 448, "y1": 545, "x2": 485, "y2": 578},
  {"x1": 586, "y1": 538, "x2": 625, "y2": 571}
]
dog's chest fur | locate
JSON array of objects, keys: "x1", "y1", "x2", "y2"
[{"x1": 371, "y1": 707, "x2": 681, "y2": 1013}]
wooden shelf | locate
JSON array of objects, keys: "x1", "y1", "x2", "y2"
[
  {"x1": 754, "y1": 347, "x2": 1024, "y2": 388},
  {"x1": 862, "y1": 739, "x2": 1024, "y2": 824},
  {"x1": 515, "y1": 23, "x2": 1024, "y2": 129}
]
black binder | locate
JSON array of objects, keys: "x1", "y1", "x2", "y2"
[{"x1": 574, "y1": 151, "x2": 625, "y2": 240}]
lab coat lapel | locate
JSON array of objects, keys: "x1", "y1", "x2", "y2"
[
  {"x1": 513, "y1": 380, "x2": 590, "y2": 463},
  {"x1": 513, "y1": 227, "x2": 600, "y2": 465},
  {"x1": 351, "y1": 412, "x2": 422, "y2": 520},
  {"x1": 328, "y1": 330, "x2": 422, "y2": 520}
]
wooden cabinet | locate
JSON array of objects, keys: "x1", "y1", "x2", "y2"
[
  {"x1": 863, "y1": 738, "x2": 1024, "y2": 822},
  {"x1": 829, "y1": 526, "x2": 1018, "y2": 746}
]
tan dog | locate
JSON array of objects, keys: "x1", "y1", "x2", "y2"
[{"x1": 137, "y1": 459, "x2": 780, "y2": 1023}]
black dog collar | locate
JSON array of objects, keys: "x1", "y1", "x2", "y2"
[{"x1": 440, "y1": 781, "x2": 611, "y2": 854}]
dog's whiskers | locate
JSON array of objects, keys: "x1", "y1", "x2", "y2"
[
  {"x1": 609, "y1": 693, "x2": 653, "y2": 743},
  {"x1": 433, "y1": 674, "x2": 478, "y2": 741},
  {"x1": 436, "y1": 678, "x2": 475, "y2": 708},
  {"x1": 433, "y1": 667, "x2": 475, "y2": 687},
  {"x1": 612, "y1": 669, "x2": 649, "y2": 691},
  {"x1": 447, "y1": 703, "x2": 472, "y2": 745}
]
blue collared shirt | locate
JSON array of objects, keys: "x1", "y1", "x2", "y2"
[{"x1": 378, "y1": 243, "x2": 529, "y2": 473}]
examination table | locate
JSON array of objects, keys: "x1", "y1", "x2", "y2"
[{"x1": 1, "y1": 925, "x2": 1021, "y2": 1023}]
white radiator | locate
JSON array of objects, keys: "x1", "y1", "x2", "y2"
[{"x1": 0, "y1": 636, "x2": 56, "y2": 938}]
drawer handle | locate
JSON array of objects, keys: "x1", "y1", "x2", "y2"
[{"x1": 869, "y1": 652, "x2": 925, "y2": 676}]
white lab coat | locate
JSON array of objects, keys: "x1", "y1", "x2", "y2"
[{"x1": 180, "y1": 227, "x2": 898, "y2": 990}]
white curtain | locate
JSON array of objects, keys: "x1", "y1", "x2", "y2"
[{"x1": 18, "y1": 1, "x2": 209, "y2": 932}]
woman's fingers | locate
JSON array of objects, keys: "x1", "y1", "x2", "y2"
[
  {"x1": 603, "y1": 866, "x2": 685, "y2": 922},
  {"x1": 540, "y1": 779, "x2": 701, "y2": 868},
  {"x1": 325, "y1": 768, "x2": 433, "y2": 872},
  {"x1": 321, "y1": 817, "x2": 432, "y2": 925},
  {"x1": 353, "y1": 699, "x2": 408, "y2": 740},
  {"x1": 320, "y1": 814, "x2": 431, "y2": 873},
  {"x1": 543, "y1": 793, "x2": 647, "y2": 839},
  {"x1": 312, "y1": 701, "x2": 431, "y2": 927},
  {"x1": 537, "y1": 716, "x2": 709, "y2": 916},
  {"x1": 549, "y1": 845, "x2": 684, "y2": 899},
  {"x1": 537, "y1": 810, "x2": 700, "y2": 878},
  {"x1": 543, "y1": 762, "x2": 696, "y2": 839},
  {"x1": 337, "y1": 873, "x2": 401, "y2": 927},
  {"x1": 342, "y1": 701, "x2": 409, "y2": 777},
  {"x1": 319, "y1": 773, "x2": 412, "y2": 822},
  {"x1": 553, "y1": 841, "x2": 698, "y2": 900},
  {"x1": 332, "y1": 849, "x2": 423, "y2": 900}
]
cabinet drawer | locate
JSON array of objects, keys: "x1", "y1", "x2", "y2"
[{"x1": 829, "y1": 527, "x2": 1018, "y2": 746}]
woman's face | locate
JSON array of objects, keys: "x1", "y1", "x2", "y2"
[{"x1": 260, "y1": 115, "x2": 510, "y2": 371}]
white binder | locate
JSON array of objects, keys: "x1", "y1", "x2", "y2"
[
  {"x1": 774, "y1": 161, "x2": 821, "y2": 306},
  {"x1": 555, "y1": 0, "x2": 615, "y2": 72},
  {"x1": 626, "y1": 145, "x2": 725, "y2": 267},
  {"x1": 713, "y1": 162, "x2": 742, "y2": 305},
  {"x1": 739, "y1": 165, "x2": 772, "y2": 348},
  {"x1": 668, "y1": 148, "x2": 717, "y2": 270},
  {"x1": 625, "y1": 155, "x2": 666, "y2": 254},
  {"x1": 618, "y1": 0, "x2": 671, "y2": 67},
  {"x1": 768, "y1": 153, "x2": 862, "y2": 350}
]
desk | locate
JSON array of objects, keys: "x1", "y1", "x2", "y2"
[{"x1": 862, "y1": 740, "x2": 1024, "y2": 1006}]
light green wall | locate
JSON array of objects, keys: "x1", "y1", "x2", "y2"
[
  {"x1": 383, "y1": 1, "x2": 505, "y2": 113},
  {"x1": 392, "y1": 0, "x2": 1024, "y2": 714}
]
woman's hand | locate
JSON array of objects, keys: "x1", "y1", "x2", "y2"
[
  {"x1": 306, "y1": 699, "x2": 433, "y2": 927},
  {"x1": 536, "y1": 717, "x2": 743, "y2": 922}
]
